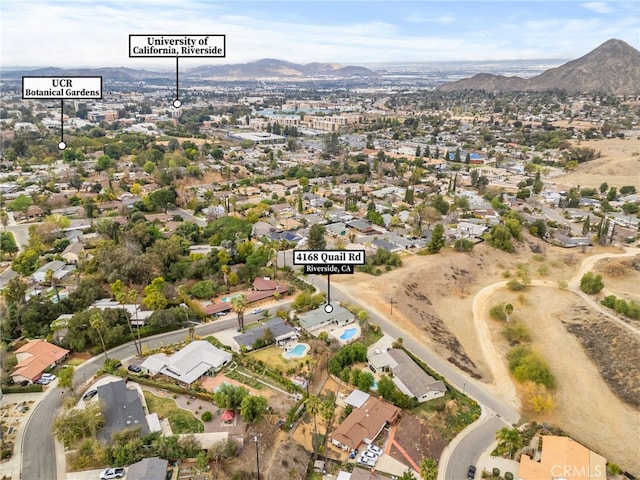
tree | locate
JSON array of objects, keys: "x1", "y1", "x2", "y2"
[
  {"x1": 580, "y1": 272, "x2": 604, "y2": 294},
  {"x1": 230, "y1": 293, "x2": 248, "y2": 330},
  {"x1": 505, "y1": 303, "x2": 514, "y2": 322},
  {"x1": 308, "y1": 224, "x2": 327, "y2": 250},
  {"x1": 89, "y1": 312, "x2": 108, "y2": 360},
  {"x1": 532, "y1": 171, "x2": 543, "y2": 194},
  {"x1": 240, "y1": 395, "x2": 268, "y2": 423},
  {"x1": 599, "y1": 182, "x2": 609, "y2": 194},
  {"x1": 149, "y1": 188, "x2": 177, "y2": 213},
  {"x1": 427, "y1": 224, "x2": 445, "y2": 254},
  {"x1": 144, "y1": 277, "x2": 168, "y2": 310},
  {"x1": 496, "y1": 426, "x2": 523, "y2": 457},
  {"x1": 0, "y1": 232, "x2": 18, "y2": 256},
  {"x1": 57, "y1": 366, "x2": 74, "y2": 389},
  {"x1": 213, "y1": 383, "x2": 249, "y2": 410},
  {"x1": 420, "y1": 457, "x2": 438, "y2": 480},
  {"x1": 8, "y1": 194, "x2": 32, "y2": 215},
  {"x1": 306, "y1": 394, "x2": 321, "y2": 436},
  {"x1": 400, "y1": 471, "x2": 417, "y2": 480},
  {"x1": 582, "y1": 215, "x2": 591, "y2": 236}
]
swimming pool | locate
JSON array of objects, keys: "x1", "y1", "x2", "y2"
[
  {"x1": 283, "y1": 343, "x2": 310, "y2": 359},
  {"x1": 340, "y1": 328, "x2": 358, "y2": 340}
]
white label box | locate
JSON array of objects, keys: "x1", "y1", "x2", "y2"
[
  {"x1": 22, "y1": 76, "x2": 102, "y2": 99},
  {"x1": 293, "y1": 250, "x2": 366, "y2": 266},
  {"x1": 129, "y1": 34, "x2": 226, "y2": 57}
]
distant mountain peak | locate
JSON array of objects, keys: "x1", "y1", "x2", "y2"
[{"x1": 438, "y1": 38, "x2": 640, "y2": 94}]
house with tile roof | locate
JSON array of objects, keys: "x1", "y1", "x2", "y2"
[
  {"x1": 11, "y1": 339, "x2": 69, "y2": 384},
  {"x1": 519, "y1": 435, "x2": 606, "y2": 480},
  {"x1": 330, "y1": 396, "x2": 400, "y2": 451}
]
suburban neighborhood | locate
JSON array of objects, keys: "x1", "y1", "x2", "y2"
[{"x1": 1, "y1": 30, "x2": 639, "y2": 480}]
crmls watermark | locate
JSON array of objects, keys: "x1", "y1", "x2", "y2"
[{"x1": 550, "y1": 464, "x2": 604, "y2": 478}]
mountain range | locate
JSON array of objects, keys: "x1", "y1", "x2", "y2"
[
  {"x1": 4, "y1": 39, "x2": 639, "y2": 94},
  {"x1": 437, "y1": 39, "x2": 640, "y2": 95}
]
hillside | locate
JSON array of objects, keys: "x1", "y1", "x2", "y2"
[{"x1": 438, "y1": 39, "x2": 640, "y2": 94}]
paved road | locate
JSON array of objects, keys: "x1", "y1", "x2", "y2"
[
  {"x1": 444, "y1": 415, "x2": 508, "y2": 480},
  {"x1": 20, "y1": 308, "x2": 275, "y2": 480}
]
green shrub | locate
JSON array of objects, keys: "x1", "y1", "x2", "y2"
[
  {"x1": 489, "y1": 304, "x2": 507, "y2": 321},
  {"x1": 502, "y1": 322, "x2": 531, "y2": 345},
  {"x1": 507, "y1": 346, "x2": 555, "y2": 389},
  {"x1": 505, "y1": 472, "x2": 514, "y2": 480},
  {"x1": 579, "y1": 272, "x2": 604, "y2": 294},
  {"x1": 201, "y1": 411, "x2": 213, "y2": 422},
  {"x1": 507, "y1": 279, "x2": 527, "y2": 291}
]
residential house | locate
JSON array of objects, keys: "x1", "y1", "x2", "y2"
[
  {"x1": 519, "y1": 435, "x2": 606, "y2": 480},
  {"x1": 232, "y1": 318, "x2": 297, "y2": 351},
  {"x1": 125, "y1": 457, "x2": 169, "y2": 480},
  {"x1": 61, "y1": 242, "x2": 84, "y2": 264},
  {"x1": 326, "y1": 222, "x2": 348, "y2": 237},
  {"x1": 331, "y1": 395, "x2": 400, "y2": 451},
  {"x1": 298, "y1": 302, "x2": 354, "y2": 334},
  {"x1": 32, "y1": 260, "x2": 72, "y2": 283},
  {"x1": 367, "y1": 348, "x2": 446, "y2": 402},
  {"x1": 140, "y1": 341, "x2": 232, "y2": 385},
  {"x1": 12, "y1": 339, "x2": 69, "y2": 385},
  {"x1": 90, "y1": 298, "x2": 153, "y2": 327},
  {"x1": 96, "y1": 379, "x2": 154, "y2": 442}
]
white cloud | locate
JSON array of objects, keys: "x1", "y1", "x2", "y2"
[{"x1": 581, "y1": 2, "x2": 614, "y2": 14}]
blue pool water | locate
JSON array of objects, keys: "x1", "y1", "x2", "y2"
[
  {"x1": 285, "y1": 344, "x2": 308, "y2": 358},
  {"x1": 340, "y1": 328, "x2": 357, "y2": 340},
  {"x1": 371, "y1": 379, "x2": 378, "y2": 391}
]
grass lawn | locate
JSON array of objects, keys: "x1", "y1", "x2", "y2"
[
  {"x1": 143, "y1": 391, "x2": 204, "y2": 434},
  {"x1": 250, "y1": 345, "x2": 304, "y2": 372},
  {"x1": 66, "y1": 358, "x2": 86, "y2": 367}
]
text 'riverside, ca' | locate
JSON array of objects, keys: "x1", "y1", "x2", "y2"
[{"x1": 129, "y1": 35, "x2": 226, "y2": 57}]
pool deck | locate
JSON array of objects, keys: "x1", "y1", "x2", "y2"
[{"x1": 281, "y1": 342, "x2": 310, "y2": 359}]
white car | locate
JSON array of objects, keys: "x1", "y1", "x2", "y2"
[
  {"x1": 99, "y1": 467, "x2": 125, "y2": 479},
  {"x1": 363, "y1": 450, "x2": 378, "y2": 460},
  {"x1": 367, "y1": 444, "x2": 383, "y2": 456},
  {"x1": 358, "y1": 455, "x2": 376, "y2": 467},
  {"x1": 41, "y1": 373, "x2": 56, "y2": 381},
  {"x1": 252, "y1": 308, "x2": 264, "y2": 315}
]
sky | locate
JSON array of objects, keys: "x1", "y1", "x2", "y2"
[{"x1": 1, "y1": 0, "x2": 638, "y2": 68}]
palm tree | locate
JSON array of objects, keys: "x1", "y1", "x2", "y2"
[
  {"x1": 220, "y1": 264, "x2": 230, "y2": 293},
  {"x1": 505, "y1": 303, "x2": 514, "y2": 322},
  {"x1": 230, "y1": 294, "x2": 247, "y2": 331},
  {"x1": 116, "y1": 290, "x2": 141, "y2": 355},
  {"x1": 399, "y1": 471, "x2": 417, "y2": 480},
  {"x1": 89, "y1": 312, "x2": 108, "y2": 361},
  {"x1": 496, "y1": 426, "x2": 523, "y2": 458},
  {"x1": 420, "y1": 458, "x2": 438, "y2": 480},
  {"x1": 305, "y1": 394, "x2": 321, "y2": 437}
]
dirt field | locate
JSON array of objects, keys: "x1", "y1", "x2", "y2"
[
  {"x1": 333, "y1": 241, "x2": 640, "y2": 473},
  {"x1": 553, "y1": 137, "x2": 640, "y2": 189}
]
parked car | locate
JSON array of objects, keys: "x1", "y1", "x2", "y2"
[
  {"x1": 215, "y1": 311, "x2": 228, "y2": 317},
  {"x1": 252, "y1": 308, "x2": 264, "y2": 315},
  {"x1": 467, "y1": 465, "x2": 477, "y2": 479},
  {"x1": 367, "y1": 444, "x2": 383, "y2": 456},
  {"x1": 82, "y1": 389, "x2": 98, "y2": 401},
  {"x1": 100, "y1": 467, "x2": 125, "y2": 479},
  {"x1": 363, "y1": 450, "x2": 378, "y2": 460},
  {"x1": 349, "y1": 448, "x2": 359, "y2": 459},
  {"x1": 35, "y1": 377, "x2": 50, "y2": 385},
  {"x1": 358, "y1": 455, "x2": 376, "y2": 467},
  {"x1": 41, "y1": 373, "x2": 56, "y2": 381},
  {"x1": 127, "y1": 364, "x2": 142, "y2": 373}
]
